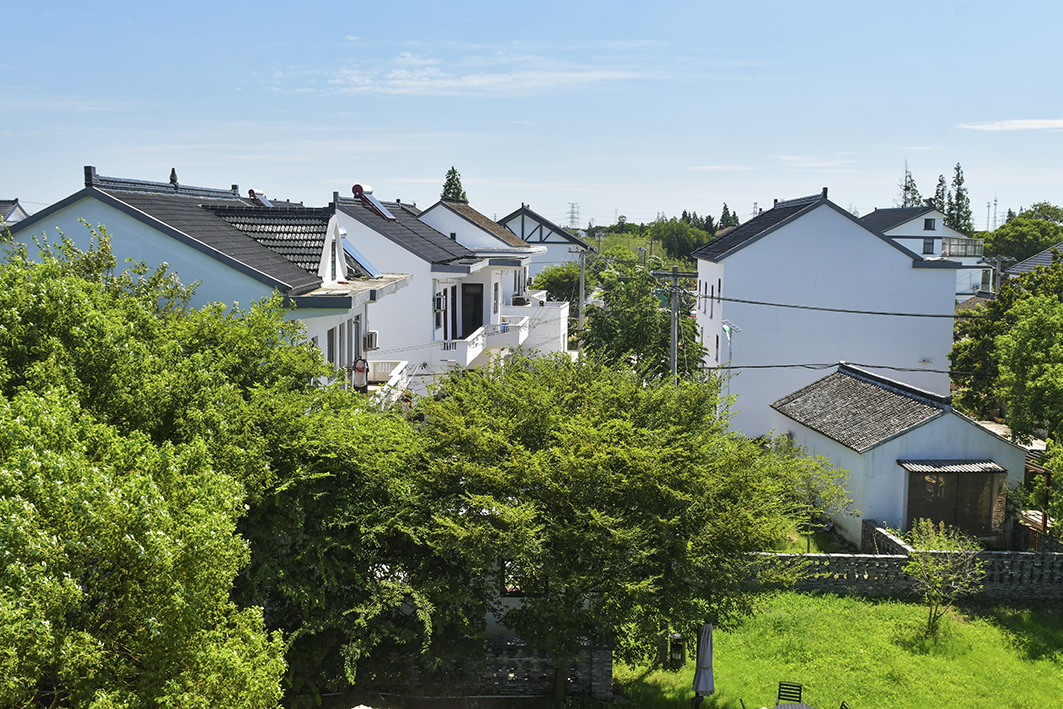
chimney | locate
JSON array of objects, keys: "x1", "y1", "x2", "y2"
[
  {"x1": 84, "y1": 165, "x2": 97, "y2": 187},
  {"x1": 821, "y1": 187, "x2": 828, "y2": 199},
  {"x1": 773, "y1": 198, "x2": 778, "y2": 207},
  {"x1": 396, "y1": 198, "x2": 401, "y2": 205}
]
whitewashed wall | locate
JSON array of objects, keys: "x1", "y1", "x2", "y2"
[{"x1": 699, "y1": 204, "x2": 956, "y2": 437}]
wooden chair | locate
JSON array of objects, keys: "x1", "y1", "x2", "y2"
[{"x1": 777, "y1": 681, "x2": 803, "y2": 704}]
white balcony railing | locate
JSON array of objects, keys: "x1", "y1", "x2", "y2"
[
  {"x1": 366, "y1": 359, "x2": 411, "y2": 404},
  {"x1": 485, "y1": 315, "x2": 530, "y2": 349},
  {"x1": 434, "y1": 327, "x2": 487, "y2": 368}
]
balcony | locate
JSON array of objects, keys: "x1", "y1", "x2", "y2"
[
  {"x1": 942, "y1": 237, "x2": 984, "y2": 259},
  {"x1": 365, "y1": 359, "x2": 412, "y2": 403},
  {"x1": 485, "y1": 315, "x2": 530, "y2": 349},
  {"x1": 433, "y1": 327, "x2": 487, "y2": 368},
  {"x1": 502, "y1": 293, "x2": 570, "y2": 355}
]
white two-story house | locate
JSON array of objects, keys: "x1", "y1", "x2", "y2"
[
  {"x1": 693, "y1": 189, "x2": 959, "y2": 438},
  {"x1": 419, "y1": 198, "x2": 569, "y2": 354},
  {"x1": 7, "y1": 167, "x2": 411, "y2": 389},
  {"x1": 861, "y1": 204, "x2": 990, "y2": 300}
]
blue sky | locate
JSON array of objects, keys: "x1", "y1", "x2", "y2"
[{"x1": 3, "y1": 1, "x2": 1062, "y2": 230}]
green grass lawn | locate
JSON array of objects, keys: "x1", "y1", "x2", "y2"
[
  {"x1": 614, "y1": 592, "x2": 1063, "y2": 709},
  {"x1": 769, "y1": 529, "x2": 852, "y2": 555}
]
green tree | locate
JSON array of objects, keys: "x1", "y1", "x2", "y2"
[
  {"x1": 0, "y1": 231, "x2": 289, "y2": 707},
  {"x1": 950, "y1": 251, "x2": 1063, "y2": 418},
  {"x1": 933, "y1": 174, "x2": 948, "y2": 212},
  {"x1": 441, "y1": 166, "x2": 468, "y2": 203},
  {"x1": 777, "y1": 440, "x2": 857, "y2": 553},
  {"x1": 581, "y1": 249, "x2": 707, "y2": 379},
  {"x1": 896, "y1": 161, "x2": 922, "y2": 208},
  {"x1": 414, "y1": 354, "x2": 799, "y2": 703},
  {"x1": 533, "y1": 261, "x2": 593, "y2": 307},
  {"x1": 902, "y1": 519, "x2": 985, "y2": 638},
  {"x1": 650, "y1": 217, "x2": 712, "y2": 261},
  {"x1": 984, "y1": 216, "x2": 1063, "y2": 262},
  {"x1": 947, "y1": 163, "x2": 974, "y2": 235},
  {"x1": 720, "y1": 203, "x2": 739, "y2": 228},
  {"x1": 1020, "y1": 201, "x2": 1063, "y2": 224},
  {"x1": 995, "y1": 294, "x2": 1063, "y2": 442}
]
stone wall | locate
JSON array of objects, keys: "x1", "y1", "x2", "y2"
[{"x1": 768, "y1": 521, "x2": 1063, "y2": 600}]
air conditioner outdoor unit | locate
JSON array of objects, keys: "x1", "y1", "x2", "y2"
[
  {"x1": 364, "y1": 330, "x2": 380, "y2": 351},
  {"x1": 512, "y1": 295, "x2": 530, "y2": 306}
]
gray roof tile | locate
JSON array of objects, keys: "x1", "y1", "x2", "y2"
[
  {"x1": 771, "y1": 363, "x2": 949, "y2": 452},
  {"x1": 1005, "y1": 242, "x2": 1063, "y2": 276},
  {"x1": 437, "y1": 200, "x2": 530, "y2": 248},
  {"x1": 339, "y1": 196, "x2": 477, "y2": 265},
  {"x1": 860, "y1": 206, "x2": 935, "y2": 233},
  {"x1": 692, "y1": 192, "x2": 824, "y2": 262}
]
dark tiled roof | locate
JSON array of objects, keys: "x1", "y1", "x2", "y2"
[
  {"x1": 691, "y1": 192, "x2": 823, "y2": 262},
  {"x1": 955, "y1": 293, "x2": 995, "y2": 314},
  {"x1": 0, "y1": 199, "x2": 19, "y2": 218},
  {"x1": 1005, "y1": 242, "x2": 1063, "y2": 276},
  {"x1": 771, "y1": 363, "x2": 949, "y2": 452},
  {"x1": 898, "y1": 460, "x2": 1006, "y2": 474},
  {"x1": 860, "y1": 206, "x2": 935, "y2": 233},
  {"x1": 99, "y1": 188, "x2": 323, "y2": 294},
  {"x1": 208, "y1": 205, "x2": 331, "y2": 275},
  {"x1": 339, "y1": 196, "x2": 477, "y2": 265},
  {"x1": 86, "y1": 165, "x2": 242, "y2": 200},
  {"x1": 439, "y1": 200, "x2": 530, "y2": 248}
]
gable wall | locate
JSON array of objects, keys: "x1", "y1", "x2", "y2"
[
  {"x1": 9, "y1": 196, "x2": 276, "y2": 308},
  {"x1": 708, "y1": 204, "x2": 956, "y2": 436},
  {"x1": 420, "y1": 205, "x2": 503, "y2": 249}
]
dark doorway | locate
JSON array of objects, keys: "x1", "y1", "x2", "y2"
[{"x1": 461, "y1": 283, "x2": 484, "y2": 339}]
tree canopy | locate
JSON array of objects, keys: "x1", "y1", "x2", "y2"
[
  {"x1": 441, "y1": 166, "x2": 468, "y2": 203},
  {"x1": 0, "y1": 230, "x2": 289, "y2": 707},
  {"x1": 984, "y1": 216, "x2": 1063, "y2": 262},
  {"x1": 413, "y1": 354, "x2": 798, "y2": 702}
]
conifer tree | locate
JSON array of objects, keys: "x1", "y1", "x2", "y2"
[
  {"x1": 933, "y1": 175, "x2": 948, "y2": 212},
  {"x1": 896, "y1": 161, "x2": 922, "y2": 207},
  {"x1": 441, "y1": 166, "x2": 468, "y2": 203},
  {"x1": 948, "y1": 163, "x2": 974, "y2": 235}
]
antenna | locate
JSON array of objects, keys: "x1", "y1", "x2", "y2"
[
  {"x1": 993, "y1": 197, "x2": 998, "y2": 231},
  {"x1": 987, "y1": 201, "x2": 991, "y2": 232}
]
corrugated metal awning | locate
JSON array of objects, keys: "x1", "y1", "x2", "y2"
[{"x1": 898, "y1": 459, "x2": 1006, "y2": 474}]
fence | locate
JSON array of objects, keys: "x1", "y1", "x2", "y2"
[{"x1": 759, "y1": 519, "x2": 1063, "y2": 600}]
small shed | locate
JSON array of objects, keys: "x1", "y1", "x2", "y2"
[{"x1": 771, "y1": 363, "x2": 1026, "y2": 547}]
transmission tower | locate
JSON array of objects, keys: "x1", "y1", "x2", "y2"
[{"x1": 568, "y1": 202, "x2": 580, "y2": 230}]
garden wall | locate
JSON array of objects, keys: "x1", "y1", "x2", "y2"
[{"x1": 760, "y1": 519, "x2": 1063, "y2": 600}]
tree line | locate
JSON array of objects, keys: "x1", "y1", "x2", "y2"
[{"x1": 0, "y1": 227, "x2": 837, "y2": 707}]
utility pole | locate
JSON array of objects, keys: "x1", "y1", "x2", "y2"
[{"x1": 651, "y1": 265, "x2": 697, "y2": 384}]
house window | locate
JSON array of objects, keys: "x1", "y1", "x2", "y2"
[
  {"x1": 326, "y1": 327, "x2": 336, "y2": 366},
  {"x1": 450, "y1": 232, "x2": 456, "y2": 240},
  {"x1": 493, "y1": 282, "x2": 499, "y2": 314},
  {"x1": 981, "y1": 269, "x2": 992, "y2": 291},
  {"x1": 906, "y1": 471, "x2": 1006, "y2": 537},
  {"x1": 715, "y1": 335, "x2": 720, "y2": 363},
  {"x1": 434, "y1": 291, "x2": 445, "y2": 329},
  {"x1": 922, "y1": 238, "x2": 935, "y2": 255},
  {"x1": 924, "y1": 218, "x2": 936, "y2": 231}
]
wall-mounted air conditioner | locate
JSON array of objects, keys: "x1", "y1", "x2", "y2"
[{"x1": 364, "y1": 330, "x2": 380, "y2": 351}]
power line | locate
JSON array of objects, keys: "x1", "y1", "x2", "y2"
[{"x1": 706, "y1": 294, "x2": 986, "y2": 319}]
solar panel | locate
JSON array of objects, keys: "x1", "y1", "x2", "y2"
[
  {"x1": 363, "y1": 192, "x2": 396, "y2": 220},
  {"x1": 342, "y1": 237, "x2": 382, "y2": 278}
]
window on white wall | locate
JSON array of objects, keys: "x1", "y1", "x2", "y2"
[
  {"x1": 493, "y1": 282, "x2": 500, "y2": 314},
  {"x1": 922, "y1": 238, "x2": 935, "y2": 255},
  {"x1": 924, "y1": 218, "x2": 936, "y2": 231}
]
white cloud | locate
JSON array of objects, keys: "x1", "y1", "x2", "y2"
[
  {"x1": 330, "y1": 66, "x2": 646, "y2": 97},
  {"x1": 958, "y1": 119, "x2": 1063, "y2": 131}
]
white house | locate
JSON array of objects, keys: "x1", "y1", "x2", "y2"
[
  {"x1": 497, "y1": 203, "x2": 593, "y2": 280},
  {"x1": 334, "y1": 188, "x2": 569, "y2": 393},
  {"x1": 1, "y1": 198, "x2": 30, "y2": 227},
  {"x1": 771, "y1": 363, "x2": 1026, "y2": 547},
  {"x1": 7, "y1": 167, "x2": 411, "y2": 389},
  {"x1": 692, "y1": 189, "x2": 959, "y2": 437},
  {"x1": 861, "y1": 204, "x2": 991, "y2": 299},
  {"x1": 418, "y1": 198, "x2": 568, "y2": 355}
]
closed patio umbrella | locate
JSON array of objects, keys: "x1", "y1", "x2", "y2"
[{"x1": 692, "y1": 622, "x2": 714, "y2": 706}]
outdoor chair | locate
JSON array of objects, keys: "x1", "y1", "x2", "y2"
[{"x1": 777, "y1": 681, "x2": 803, "y2": 704}]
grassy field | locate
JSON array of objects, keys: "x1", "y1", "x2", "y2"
[{"x1": 614, "y1": 592, "x2": 1063, "y2": 709}]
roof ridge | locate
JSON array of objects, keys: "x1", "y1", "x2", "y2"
[
  {"x1": 85, "y1": 165, "x2": 241, "y2": 200},
  {"x1": 774, "y1": 192, "x2": 825, "y2": 208},
  {"x1": 837, "y1": 362, "x2": 950, "y2": 408}
]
